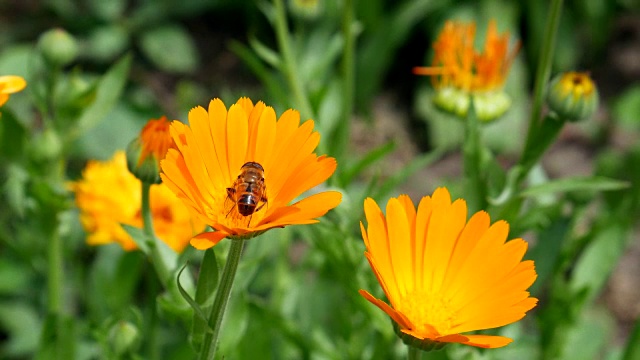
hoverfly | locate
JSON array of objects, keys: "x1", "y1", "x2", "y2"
[{"x1": 225, "y1": 161, "x2": 268, "y2": 226}]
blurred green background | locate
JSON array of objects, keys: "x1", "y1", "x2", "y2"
[{"x1": 1, "y1": 0, "x2": 640, "y2": 359}]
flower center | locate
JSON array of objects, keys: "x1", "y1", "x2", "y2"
[{"x1": 397, "y1": 290, "x2": 457, "y2": 337}]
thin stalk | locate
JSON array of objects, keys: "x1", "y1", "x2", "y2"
[
  {"x1": 199, "y1": 239, "x2": 245, "y2": 360},
  {"x1": 407, "y1": 346, "x2": 422, "y2": 360},
  {"x1": 47, "y1": 223, "x2": 62, "y2": 314},
  {"x1": 335, "y1": 0, "x2": 355, "y2": 161},
  {"x1": 521, "y1": 0, "x2": 564, "y2": 164},
  {"x1": 272, "y1": 0, "x2": 315, "y2": 119},
  {"x1": 463, "y1": 101, "x2": 486, "y2": 213}
]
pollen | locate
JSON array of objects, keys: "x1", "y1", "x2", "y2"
[{"x1": 398, "y1": 290, "x2": 456, "y2": 336}]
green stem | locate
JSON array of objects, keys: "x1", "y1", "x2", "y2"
[
  {"x1": 47, "y1": 222, "x2": 62, "y2": 314},
  {"x1": 521, "y1": 0, "x2": 564, "y2": 167},
  {"x1": 463, "y1": 101, "x2": 486, "y2": 212},
  {"x1": 335, "y1": 0, "x2": 355, "y2": 162},
  {"x1": 273, "y1": 0, "x2": 315, "y2": 119},
  {"x1": 199, "y1": 239, "x2": 245, "y2": 360},
  {"x1": 407, "y1": 346, "x2": 422, "y2": 360}
]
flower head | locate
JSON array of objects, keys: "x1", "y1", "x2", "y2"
[
  {"x1": 160, "y1": 97, "x2": 341, "y2": 250},
  {"x1": 0, "y1": 75, "x2": 27, "y2": 107},
  {"x1": 70, "y1": 151, "x2": 205, "y2": 252},
  {"x1": 547, "y1": 71, "x2": 599, "y2": 122},
  {"x1": 413, "y1": 20, "x2": 520, "y2": 121},
  {"x1": 127, "y1": 116, "x2": 174, "y2": 184},
  {"x1": 359, "y1": 188, "x2": 537, "y2": 349}
]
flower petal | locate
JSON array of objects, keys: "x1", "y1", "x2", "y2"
[{"x1": 191, "y1": 231, "x2": 228, "y2": 250}]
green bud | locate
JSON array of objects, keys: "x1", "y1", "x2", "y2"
[
  {"x1": 289, "y1": 0, "x2": 322, "y2": 20},
  {"x1": 108, "y1": 321, "x2": 140, "y2": 356},
  {"x1": 547, "y1": 71, "x2": 599, "y2": 122},
  {"x1": 393, "y1": 322, "x2": 448, "y2": 352},
  {"x1": 30, "y1": 128, "x2": 62, "y2": 162},
  {"x1": 38, "y1": 28, "x2": 79, "y2": 66},
  {"x1": 126, "y1": 137, "x2": 162, "y2": 184}
]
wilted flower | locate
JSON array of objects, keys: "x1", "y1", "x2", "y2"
[
  {"x1": 0, "y1": 75, "x2": 27, "y2": 108},
  {"x1": 547, "y1": 71, "x2": 598, "y2": 122},
  {"x1": 360, "y1": 188, "x2": 537, "y2": 350},
  {"x1": 70, "y1": 151, "x2": 204, "y2": 252},
  {"x1": 160, "y1": 97, "x2": 341, "y2": 249},
  {"x1": 127, "y1": 116, "x2": 174, "y2": 184},
  {"x1": 413, "y1": 20, "x2": 520, "y2": 122}
]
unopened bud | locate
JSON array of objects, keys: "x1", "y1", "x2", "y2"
[
  {"x1": 38, "y1": 28, "x2": 79, "y2": 66},
  {"x1": 108, "y1": 321, "x2": 140, "y2": 356},
  {"x1": 547, "y1": 71, "x2": 599, "y2": 122}
]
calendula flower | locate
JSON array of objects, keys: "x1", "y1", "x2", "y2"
[
  {"x1": 360, "y1": 188, "x2": 537, "y2": 350},
  {"x1": 413, "y1": 20, "x2": 520, "y2": 121},
  {"x1": 160, "y1": 97, "x2": 341, "y2": 250},
  {"x1": 127, "y1": 116, "x2": 174, "y2": 184},
  {"x1": 0, "y1": 75, "x2": 27, "y2": 107},
  {"x1": 70, "y1": 151, "x2": 205, "y2": 252},
  {"x1": 547, "y1": 71, "x2": 599, "y2": 122}
]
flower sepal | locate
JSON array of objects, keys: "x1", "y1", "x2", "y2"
[
  {"x1": 393, "y1": 322, "x2": 448, "y2": 352},
  {"x1": 126, "y1": 137, "x2": 162, "y2": 184}
]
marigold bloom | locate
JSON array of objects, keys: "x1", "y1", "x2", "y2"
[
  {"x1": 71, "y1": 151, "x2": 205, "y2": 252},
  {"x1": 160, "y1": 97, "x2": 341, "y2": 250},
  {"x1": 359, "y1": 188, "x2": 537, "y2": 349},
  {"x1": 0, "y1": 75, "x2": 27, "y2": 107},
  {"x1": 413, "y1": 20, "x2": 520, "y2": 121},
  {"x1": 127, "y1": 116, "x2": 174, "y2": 184}
]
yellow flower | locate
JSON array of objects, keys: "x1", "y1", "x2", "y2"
[
  {"x1": 0, "y1": 75, "x2": 27, "y2": 107},
  {"x1": 160, "y1": 97, "x2": 341, "y2": 250},
  {"x1": 359, "y1": 188, "x2": 537, "y2": 349},
  {"x1": 127, "y1": 116, "x2": 174, "y2": 184},
  {"x1": 413, "y1": 20, "x2": 520, "y2": 121},
  {"x1": 70, "y1": 151, "x2": 205, "y2": 252}
]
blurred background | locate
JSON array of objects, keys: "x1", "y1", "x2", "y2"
[{"x1": 1, "y1": 0, "x2": 640, "y2": 359}]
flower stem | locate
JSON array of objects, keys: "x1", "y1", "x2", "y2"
[
  {"x1": 521, "y1": 0, "x2": 564, "y2": 167},
  {"x1": 47, "y1": 221, "x2": 62, "y2": 314},
  {"x1": 407, "y1": 345, "x2": 422, "y2": 360},
  {"x1": 463, "y1": 101, "x2": 486, "y2": 212},
  {"x1": 335, "y1": 0, "x2": 355, "y2": 162},
  {"x1": 273, "y1": 0, "x2": 315, "y2": 119},
  {"x1": 199, "y1": 239, "x2": 245, "y2": 360}
]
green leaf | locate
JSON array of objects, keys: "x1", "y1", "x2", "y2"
[
  {"x1": 613, "y1": 85, "x2": 640, "y2": 129},
  {"x1": 520, "y1": 176, "x2": 629, "y2": 197},
  {"x1": 140, "y1": 25, "x2": 199, "y2": 74},
  {"x1": 36, "y1": 314, "x2": 76, "y2": 360},
  {"x1": 73, "y1": 54, "x2": 132, "y2": 138},
  {"x1": 4, "y1": 163, "x2": 31, "y2": 217},
  {"x1": 176, "y1": 264, "x2": 210, "y2": 328},
  {"x1": 373, "y1": 148, "x2": 444, "y2": 201},
  {"x1": 191, "y1": 249, "x2": 219, "y2": 350},
  {"x1": 339, "y1": 141, "x2": 395, "y2": 186},
  {"x1": 121, "y1": 224, "x2": 150, "y2": 254},
  {"x1": 248, "y1": 34, "x2": 281, "y2": 69},
  {"x1": 0, "y1": 301, "x2": 41, "y2": 357},
  {"x1": 570, "y1": 224, "x2": 628, "y2": 304}
]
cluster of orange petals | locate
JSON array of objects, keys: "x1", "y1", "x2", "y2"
[
  {"x1": 359, "y1": 188, "x2": 537, "y2": 349},
  {"x1": 138, "y1": 116, "x2": 174, "y2": 166},
  {"x1": 0, "y1": 75, "x2": 27, "y2": 107},
  {"x1": 160, "y1": 97, "x2": 341, "y2": 249},
  {"x1": 413, "y1": 20, "x2": 520, "y2": 93},
  {"x1": 71, "y1": 152, "x2": 205, "y2": 252}
]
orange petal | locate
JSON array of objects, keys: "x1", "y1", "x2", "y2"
[
  {"x1": 359, "y1": 290, "x2": 413, "y2": 330},
  {"x1": 190, "y1": 231, "x2": 228, "y2": 249},
  {"x1": 458, "y1": 334, "x2": 513, "y2": 349},
  {"x1": 386, "y1": 197, "x2": 413, "y2": 297},
  {"x1": 0, "y1": 75, "x2": 27, "y2": 94},
  {"x1": 226, "y1": 104, "x2": 249, "y2": 175},
  {"x1": 209, "y1": 98, "x2": 231, "y2": 185},
  {"x1": 258, "y1": 191, "x2": 341, "y2": 227}
]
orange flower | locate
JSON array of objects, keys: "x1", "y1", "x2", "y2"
[
  {"x1": 70, "y1": 151, "x2": 205, "y2": 252},
  {"x1": 160, "y1": 97, "x2": 341, "y2": 250},
  {"x1": 413, "y1": 20, "x2": 520, "y2": 121},
  {"x1": 359, "y1": 188, "x2": 537, "y2": 349},
  {"x1": 127, "y1": 116, "x2": 174, "y2": 184},
  {"x1": 0, "y1": 75, "x2": 27, "y2": 107}
]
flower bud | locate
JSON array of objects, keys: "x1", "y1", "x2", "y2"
[
  {"x1": 37, "y1": 28, "x2": 79, "y2": 66},
  {"x1": 108, "y1": 321, "x2": 140, "y2": 356},
  {"x1": 289, "y1": 0, "x2": 322, "y2": 20},
  {"x1": 547, "y1": 71, "x2": 599, "y2": 122},
  {"x1": 30, "y1": 128, "x2": 62, "y2": 162},
  {"x1": 126, "y1": 116, "x2": 173, "y2": 184},
  {"x1": 432, "y1": 87, "x2": 511, "y2": 122}
]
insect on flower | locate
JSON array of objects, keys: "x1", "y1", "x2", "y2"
[{"x1": 225, "y1": 161, "x2": 268, "y2": 226}]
